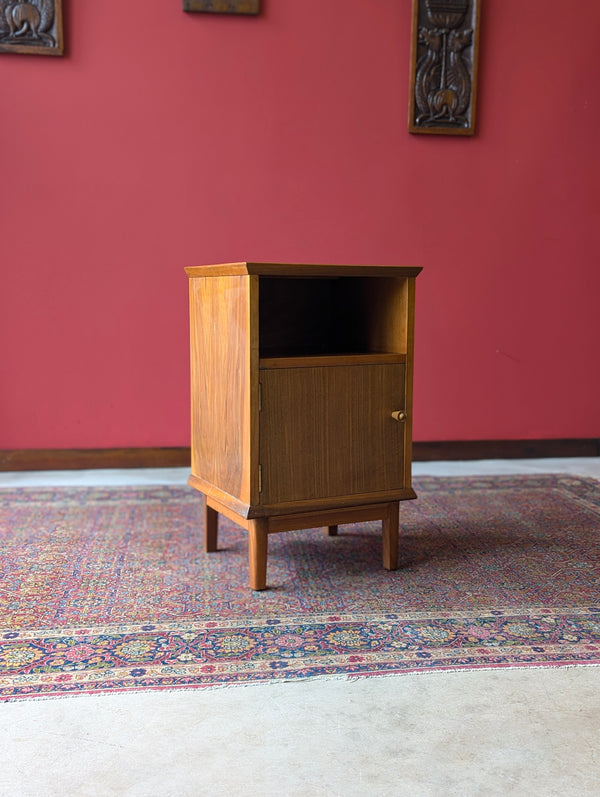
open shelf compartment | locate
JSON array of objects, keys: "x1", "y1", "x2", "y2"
[{"x1": 258, "y1": 275, "x2": 411, "y2": 362}]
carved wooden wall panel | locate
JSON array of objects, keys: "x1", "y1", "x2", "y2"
[
  {"x1": 183, "y1": 0, "x2": 259, "y2": 13},
  {"x1": 408, "y1": 0, "x2": 480, "y2": 136},
  {"x1": 0, "y1": 0, "x2": 63, "y2": 56}
]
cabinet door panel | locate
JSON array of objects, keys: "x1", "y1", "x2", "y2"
[{"x1": 260, "y1": 364, "x2": 406, "y2": 505}]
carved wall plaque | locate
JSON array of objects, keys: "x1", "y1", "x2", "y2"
[
  {"x1": 0, "y1": 0, "x2": 63, "y2": 56},
  {"x1": 408, "y1": 0, "x2": 480, "y2": 135},
  {"x1": 183, "y1": 0, "x2": 259, "y2": 13}
]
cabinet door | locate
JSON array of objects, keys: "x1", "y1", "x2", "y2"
[{"x1": 259, "y1": 364, "x2": 406, "y2": 505}]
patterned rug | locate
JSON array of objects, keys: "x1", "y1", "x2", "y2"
[{"x1": 1, "y1": 475, "x2": 600, "y2": 701}]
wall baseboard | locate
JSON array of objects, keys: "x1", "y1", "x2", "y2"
[
  {"x1": 1, "y1": 440, "x2": 599, "y2": 472},
  {"x1": 0, "y1": 447, "x2": 191, "y2": 472},
  {"x1": 411, "y1": 439, "x2": 600, "y2": 462}
]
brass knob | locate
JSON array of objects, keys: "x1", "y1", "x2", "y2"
[{"x1": 392, "y1": 410, "x2": 407, "y2": 422}]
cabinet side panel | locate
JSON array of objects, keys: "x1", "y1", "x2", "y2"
[
  {"x1": 361, "y1": 277, "x2": 408, "y2": 353},
  {"x1": 403, "y1": 277, "x2": 417, "y2": 489},
  {"x1": 189, "y1": 275, "x2": 251, "y2": 503}
]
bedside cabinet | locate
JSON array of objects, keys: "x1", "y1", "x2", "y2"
[{"x1": 185, "y1": 262, "x2": 421, "y2": 589}]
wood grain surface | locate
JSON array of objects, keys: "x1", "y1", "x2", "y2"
[
  {"x1": 259, "y1": 363, "x2": 407, "y2": 505},
  {"x1": 188, "y1": 275, "x2": 257, "y2": 505}
]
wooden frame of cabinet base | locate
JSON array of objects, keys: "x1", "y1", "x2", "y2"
[{"x1": 204, "y1": 496, "x2": 404, "y2": 591}]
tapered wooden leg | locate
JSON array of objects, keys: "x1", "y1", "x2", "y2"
[
  {"x1": 382, "y1": 502, "x2": 399, "y2": 570},
  {"x1": 248, "y1": 518, "x2": 268, "y2": 591},
  {"x1": 204, "y1": 502, "x2": 218, "y2": 553},
  {"x1": 327, "y1": 525, "x2": 338, "y2": 536}
]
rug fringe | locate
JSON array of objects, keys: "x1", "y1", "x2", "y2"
[{"x1": 4, "y1": 661, "x2": 600, "y2": 704}]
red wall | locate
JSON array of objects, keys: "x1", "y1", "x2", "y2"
[{"x1": 1, "y1": 0, "x2": 599, "y2": 449}]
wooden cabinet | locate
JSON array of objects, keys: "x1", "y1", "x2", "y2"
[{"x1": 185, "y1": 262, "x2": 421, "y2": 589}]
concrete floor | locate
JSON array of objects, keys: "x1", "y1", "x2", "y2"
[{"x1": 1, "y1": 458, "x2": 599, "y2": 797}]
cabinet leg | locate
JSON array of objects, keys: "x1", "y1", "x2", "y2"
[
  {"x1": 248, "y1": 519, "x2": 268, "y2": 591},
  {"x1": 382, "y1": 502, "x2": 399, "y2": 571},
  {"x1": 327, "y1": 525, "x2": 338, "y2": 536},
  {"x1": 204, "y1": 503, "x2": 218, "y2": 553}
]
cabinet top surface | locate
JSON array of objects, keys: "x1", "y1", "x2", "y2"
[{"x1": 185, "y1": 262, "x2": 422, "y2": 279}]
